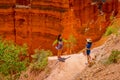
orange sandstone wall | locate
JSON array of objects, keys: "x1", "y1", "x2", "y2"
[
  {"x1": 0, "y1": 0, "x2": 119, "y2": 55},
  {"x1": 0, "y1": 0, "x2": 69, "y2": 55},
  {"x1": 70, "y1": 0, "x2": 119, "y2": 51}
]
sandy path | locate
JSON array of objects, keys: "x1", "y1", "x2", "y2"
[{"x1": 45, "y1": 53, "x2": 89, "y2": 80}]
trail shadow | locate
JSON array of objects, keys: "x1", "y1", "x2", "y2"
[
  {"x1": 58, "y1": 56, "x2": 71, "y2": 62},
  {"x1": 54, "y1": 56, "x2": 71, "y2": 65}
]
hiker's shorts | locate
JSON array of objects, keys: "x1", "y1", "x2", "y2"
[
  {"x1": 86, "y1": 49, "x2": 91, "y2": 55},
  {"x1": 55, "y1": 44, "x2": 63, "y2": 50}
]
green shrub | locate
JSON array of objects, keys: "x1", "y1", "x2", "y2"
[
  {"x1": 31, "y1": 49, "x2": 52, "y2": 71},
  {"x1": 104, "y1": 19, "x2": 120, "y2": 36},
  {"x1": 66, "y1": 34, "x2": 77, "y2": 48},
  {"x1": 66, "y1": 34, "x2": 77, "y2": 54},
  {"x1": 106, "y1": 50, "x2": 120, "y2": 64},
  {"x1": 104, "y1": 26, "x2": 118, "y2": 36},
  {"x1": 0, "y1": 38, "x2": 29, "y2": 80}
]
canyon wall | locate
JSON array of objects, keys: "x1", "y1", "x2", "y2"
[
  {"x1": 0, "y1": 0, "x2": 119, "y2": 55},
  {"x1": 70, "y1": 0, "x2": 119, "y2": 51}
]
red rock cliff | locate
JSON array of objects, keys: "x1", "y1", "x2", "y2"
[{"x1": 0, "y1": 0, "x2": 119, "y2": 55}]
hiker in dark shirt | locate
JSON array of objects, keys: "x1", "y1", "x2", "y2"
[{"x1": 86, "y1": 38, "x2": 92, "y2": 64}]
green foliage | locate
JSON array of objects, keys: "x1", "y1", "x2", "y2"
[
  {"x1": 31, "y1": 49, "x2": 52, "y2": 71},
  {"x1": 104, "y1": 26, "x2": 118, "y2": 36},
  {"x1": 65, "y1": 34, "x2": 77, "y2": 54},
  {"x1": 0, "y1": 39, "x2": 29, "y2": 80},
  {"x1": 66, "y1": 34, "x2": 77, "y2": 48},
  {"x1": 104, "y1": 19, "x2": 120, "y2": 36},
  {"x1": 106, "y1": 50, "x2": 120, "y2": 64}
]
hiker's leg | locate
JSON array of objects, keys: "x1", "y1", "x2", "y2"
[
  {"x1": 89, "y1": 55, "x2": 91, "y2": 60},
  {"x1": 57, "y1": 50, "x2": 60, "y2": 58},
  {"x1": 87, "y1": 55, "x2": 91, "y2": 64},
  {"x1": 59, "y1": 49, "x2": 62, "y2": 57},
  {"x1": 57, "y1": 49, "x2": 62, "y2": 58},
  {"x1": 86, "y1": 49, "x2": 91, "y2": 64}
]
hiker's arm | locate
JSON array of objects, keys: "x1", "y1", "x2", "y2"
[
  {"x1": 52, "y1": 40, "x2": 58, "y2": 46},
  {"x1": 63, "y1": 38, "x2": 68, "y2": 43}
]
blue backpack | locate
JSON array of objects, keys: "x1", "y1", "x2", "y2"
[{"x1": 86, "y1": 42, "x2": 92, "y2": 48}]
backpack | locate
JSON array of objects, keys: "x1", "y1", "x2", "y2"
[{"x1": 86, "y1": 42, "x2": 92, "y2": 49}]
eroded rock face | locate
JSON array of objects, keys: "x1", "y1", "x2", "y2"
[{"x1": 0, "y1": 0, "x2": 119, "y2": 55}]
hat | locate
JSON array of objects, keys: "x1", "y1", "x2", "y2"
[{"x1": 86, "y1": 38, "x2": 92, "y2": 42}]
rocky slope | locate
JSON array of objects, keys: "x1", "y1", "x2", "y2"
[
  {"x1": 75, "y1": 61, "x2": 120, "y2": 80},
  {"x1": 75, "y1": 31, "x2": 120, "y2": 80}
]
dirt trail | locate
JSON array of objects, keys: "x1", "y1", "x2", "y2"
[{"x1": 45, "y1": 53, "x2": 88, "y2": 80}]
